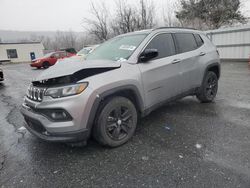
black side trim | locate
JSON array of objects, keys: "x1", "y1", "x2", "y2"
[
  {"x1": 142, "y1": 88, "x2": 197, "y2": 117},
  {"x1": 204, "y1": 62, "x2": 221, "y2": 79}
]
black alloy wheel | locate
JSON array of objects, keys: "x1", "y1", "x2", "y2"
[
  {"x1": 196, "y1": 71, "x2": 218, "y2": 103},
  {"x1": 93, "y1": 96, "x2": 137, "y2": 147},
  {"x1": 106, "y1": 105, "x2": 133, "y2": 141}
]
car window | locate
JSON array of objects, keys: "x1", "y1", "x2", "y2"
[
  {"x1": 44, "y1": 52, "x2": 54, "y2": 58},
  {"x1": 174, "y1": 33, "x2": 198, "y2": 53},
  {"x1": 145, "y1": 33, "x2": 176, "y2": 60},
  {"x1": 77, "y1": 48, "x2": 92, "y2": 56},
  {"x1": 53, "y1": 53, "x2": 60, "y2": 58},
  {"x1": 194, "y1": 34, "x2": 204, "y2": 47},
  {"x1": 60, "y1": 52, "x2": 67, "y2": 57}
]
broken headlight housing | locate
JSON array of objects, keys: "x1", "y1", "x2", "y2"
[{"x1": 44, "y1": 83, "x2": 88, "y2": 98}]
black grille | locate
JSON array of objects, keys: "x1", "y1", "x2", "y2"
[
  {"x1": 27, "y1": 85, "x2": 46, "y2": 102},
  {"x1": 24, "y1": 117, "x2": 47, "y2": 134}
]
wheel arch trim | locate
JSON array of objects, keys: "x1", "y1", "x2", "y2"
[
  {"x1": 85, "y1": 85, "x2": 144, "y2": 131},
  {"x1": 204, "y1": 62, "x2": 221, "y2": 79}
]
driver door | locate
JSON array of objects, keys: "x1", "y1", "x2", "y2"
[{"x1": 138, "y1": 33, "x2": 182, "y2": 109}]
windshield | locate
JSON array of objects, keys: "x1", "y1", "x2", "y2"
[
  {"x1": 43, "y1": 52, "x2": 54, "y2": 58},
  {"x1": 85, "y1": 34, "x2": 147, "y2": 61},
  {"x1": 77, "y1": 48, "x2": 92, "y2": 56}
]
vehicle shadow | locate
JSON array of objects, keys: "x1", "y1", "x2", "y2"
[
  {"x1": 0, "y1": 82, "x2": 5, "y2": 89},
  {"x1": 31, "y1": 68, "x2": 45, "y2": 71},
  {"x1": 10, "y1": 97, "x2": 221, "y2": 188}
]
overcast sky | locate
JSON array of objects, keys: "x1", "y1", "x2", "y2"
[{"x1": 0, "y1": 0, "x2": 249, "y2": 32}]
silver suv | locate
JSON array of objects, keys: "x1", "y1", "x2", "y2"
[{"x1": 21, "y1": 27, "x2": 220, "y2": 147}]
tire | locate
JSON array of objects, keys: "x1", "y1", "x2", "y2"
[
  {"x1": 93, "y1": 96, "x2": 138, "y2": 147},
  {"x1": 42, "y1": 62, "x2": 50, "y2": 69},
  {"x1": 196, "y1": 71, "x2": 218, "y2": 103}
]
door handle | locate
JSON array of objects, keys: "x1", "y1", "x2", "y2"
[
  {"x1": 172, "y1": 59, "x2": 181, "y2": 64},
  {"x1": 199, "y1": 52, "x2": 206, "y2": 56}
]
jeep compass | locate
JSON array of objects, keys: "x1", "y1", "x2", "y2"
[{"x1": 21, "y1": 27, "x2": 220, "y2": 147}]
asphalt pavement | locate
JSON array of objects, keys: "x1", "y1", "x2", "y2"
[{"x1": 0, "y1": 62, "x2": 250, "y2": 188}]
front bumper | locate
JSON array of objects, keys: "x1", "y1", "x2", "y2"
[
  {"x1": 21, "y1": 104, "x2": 89, "y2": 142},
  {"x1": 20, "y1": 87, "x2": 98, "y2": 142}
]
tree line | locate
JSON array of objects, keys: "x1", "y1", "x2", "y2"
[
  {"x1": 84, "y1": 0, "x2": 247, "y2": 42},
  {"x1": 30, "y1": 0, "x2": 247, "y2": 50}
]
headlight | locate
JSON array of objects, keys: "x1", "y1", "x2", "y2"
[{"x1": 44, "y1": 83, "x2": 88, "y2": 98}]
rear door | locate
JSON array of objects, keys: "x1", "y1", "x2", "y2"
[
  {"x1": 173, "y1": 33, "x2": 202, "y2": 92},
  {"x1": 138, "y1": 33, "x2": 182, "y2": 108}
]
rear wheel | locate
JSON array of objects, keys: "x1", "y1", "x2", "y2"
[
  {"x1": 93, "y1": 96, "x2": 137, "y2": 147},
  {"x1": 196, "y1": 71, "x2": 218, "y2": 103},
  {"x1": 42, "y1": 62, "x2": 50, "y2": 69}
]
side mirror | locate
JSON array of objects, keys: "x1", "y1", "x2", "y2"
[{"x1": 139, "y1": 49, "x2": 158, "y2": 62}]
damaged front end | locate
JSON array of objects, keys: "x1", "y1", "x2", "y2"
[
  {"x1": 28, "y1": 60, "x2": 121, "y2": 102},
  {"x1": 21, "y1": 60, "x2": 122, "y2": 142},
  {"x1": 32, "y1": 67, "x2": 118, "y2": 87}
]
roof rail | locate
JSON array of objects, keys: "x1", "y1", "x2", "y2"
[{"x1": 153, "y1": 27, "x2": 197, "y2": 31}]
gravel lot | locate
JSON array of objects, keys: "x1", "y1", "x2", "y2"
[{"x1": 0, "y1": 62, "x2": 250, "y2": 188}]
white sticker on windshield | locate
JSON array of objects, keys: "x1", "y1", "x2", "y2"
[
  {"x1": 119, "y1": 45, "x2": 136, "y2": 51},
  {"x1": 117, "y1": 57, "x2": 127, "y2": 62}
]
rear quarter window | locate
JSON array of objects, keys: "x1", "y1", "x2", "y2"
[
  {"x1": 174, "y1": 33, "x2": 197, "y2": 53},
  {"x1": 194, "y1": 34, "x2": 204, "y2": 47}
]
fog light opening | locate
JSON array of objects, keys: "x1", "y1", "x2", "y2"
[
  {"x1": 40, "y1": 109, "x2": 72, "y2": 121},
  {"x1": 51, "y1": 111, "x2": 67, "y2": 120}
]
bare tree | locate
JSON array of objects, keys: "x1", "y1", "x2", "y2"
[
  {"x1": 139, "y1": 0, "x2": 155, "y2": 29},
  {"x1": 112, "y1": 0, "x2": 140, "y2": 35},
  {"x1": 113, "y1": 0, "x2": 155, "y2": 33},
  {"x1": 62, "y1": 30, "x2": 77, "y2": 48},
  {"x1": 162, "y1": 1, "x2": 182, "y2": 27},
  {"x1": 83, "y1": 1, "x2": 110, "y2": 41},
  {"x1": 46, "y1": 30, "x2": 78, "y2": 50},
  {"x1": 83, "y1": 0, "x2": 156, "y2": 41},
  {"x1": 42, "y1": 36, "x2": 52, "y2": 50},
  {"x1": 29, "y1": 34, "x2": 45, "y2": 42}
]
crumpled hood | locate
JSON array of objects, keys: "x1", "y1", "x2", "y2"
[{"x1": 33, "y1": 60, "x2": 121, "y2": 81}]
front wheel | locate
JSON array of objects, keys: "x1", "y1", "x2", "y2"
[
  {"x1": 196, "y1": 71, "x2": 218, "y2": 103},
  {"x1": 93, "y1": 96, "x2": 138, "y2": 147}
]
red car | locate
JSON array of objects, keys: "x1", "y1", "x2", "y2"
[{"x1": 30, "y1": 51, "x2": 75, "y2": 69}]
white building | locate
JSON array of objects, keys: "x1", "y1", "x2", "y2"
[
  {"x1": 206, "y1": 26, "x2": 250, "y2": 61},
  {"x1": 0, "y1": 42, "x2": 44, "y2": 63}
]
